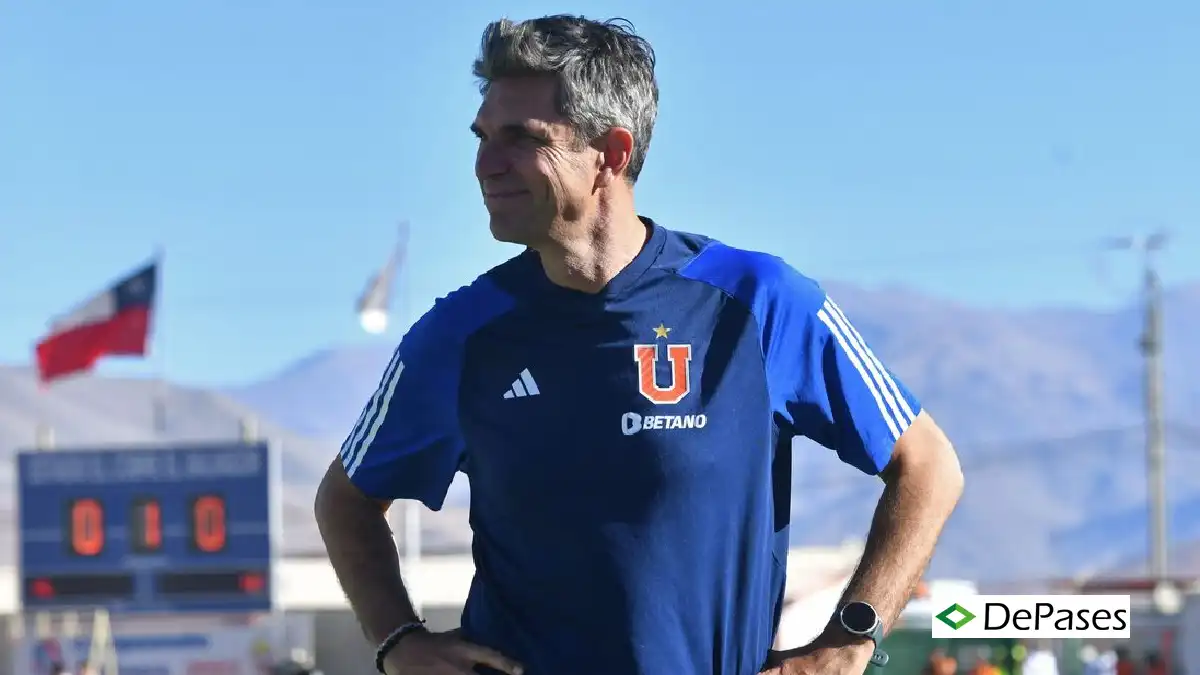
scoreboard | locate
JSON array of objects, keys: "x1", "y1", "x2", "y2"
[{"x1": 16, "y1": 441, "x2": 278, "y2": 614}]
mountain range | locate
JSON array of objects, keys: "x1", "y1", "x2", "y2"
[{"x1": 2, "y1": 280, "x2": 1197, "y2": 581}]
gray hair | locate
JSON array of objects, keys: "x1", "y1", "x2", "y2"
[{"x1": 472, "y1": 15, "x2": 659, "y2": 184}]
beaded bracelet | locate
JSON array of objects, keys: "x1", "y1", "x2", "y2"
[{"x1": 374, "y1": 620, "x2": 427, "y2": 674}]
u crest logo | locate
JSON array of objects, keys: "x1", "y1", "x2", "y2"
[{"x1": 633, "y1": 341, "x2": 693, "y2": 405}]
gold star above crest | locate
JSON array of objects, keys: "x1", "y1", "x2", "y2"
[{"x1": 653, "y1": 323, "x2": 671, "y2": 339}]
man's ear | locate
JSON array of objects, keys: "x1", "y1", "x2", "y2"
[{"x1": 594, "y1": 127, "x2": 635, "y2": 186}]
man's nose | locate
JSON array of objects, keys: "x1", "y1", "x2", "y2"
[{"x1": 475, "y1": 143, "x2": 510, "y2": 179}]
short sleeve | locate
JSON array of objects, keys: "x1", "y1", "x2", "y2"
[
  {"x1": 338, "y1": 279, "x2": 516, "y2": 508},
  {"x1": 769, "y1": 281, "x2": 922, "y2": 475},
  {"x1": 677, "y1": 243, "x2": 921, "y2": 476}
]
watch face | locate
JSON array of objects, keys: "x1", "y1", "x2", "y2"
[{"x1": 841, "y1": 602, "x2": 878, "y2": 634}]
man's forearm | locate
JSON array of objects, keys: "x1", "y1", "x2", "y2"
[
  {"x1": 830, "y1": 445, "x2": 964, "y2": 642},
  {"x1": 776, "y1": 449, "x2": 962, "y2": 675},
  {"x1": 315, "y1": 471, "x2": 421, "y2": 645}
]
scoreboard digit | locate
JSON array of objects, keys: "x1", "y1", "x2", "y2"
[
  {"x1": 67, "y1": 498, "x2": 105, "y2": 556},
  {"x1": 130, "y1": 497, "x2": 163, "y2": 553},
  {"x1": 17, "y1": 442, "x2": 277, "y2": 613},
  {"x1": 191, "y1": 494, "x2": 227, "y2": 552}
]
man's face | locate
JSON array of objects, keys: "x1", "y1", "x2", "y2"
[{"x1": 472, "y1": 76, "x2": 597, "y2": 246}]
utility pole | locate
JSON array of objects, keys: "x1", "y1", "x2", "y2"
[{"x1": 1111, "y1": 231, "x2": 1170, "y2": 580}]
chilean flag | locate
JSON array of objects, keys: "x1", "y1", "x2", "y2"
[{"x1": 35, "y1": 261, "x2": 158, "y2": 383}]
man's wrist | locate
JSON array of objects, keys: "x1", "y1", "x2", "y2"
[
  {"x1": 374, "y1": 620, "x2": 427, "y2": 674},
  {"x1": 814, "y1": 619, "x2": 876, "y2": 649},
  {"x1": 809, "y1": 625, "x2": 876, "y2": 663},
  {"x1": 778, "y1": 641, "x2": 874, "y2": 675}
]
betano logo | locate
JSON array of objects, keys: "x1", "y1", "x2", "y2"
[{"x1": 930, "y1": 594, "x2": 1131, "y2": 639}]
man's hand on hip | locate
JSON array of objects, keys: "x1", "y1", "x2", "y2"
[
  {"x1": 383, "y1": 629, "x2": 524, "y2": 675},
  {"x1": 760, "y1": 643, "x2": 874, "y2": 675}
]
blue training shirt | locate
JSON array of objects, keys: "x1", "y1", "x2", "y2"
[{"x1": 338, "y1": 219, "x2": 922, "y2": 675}]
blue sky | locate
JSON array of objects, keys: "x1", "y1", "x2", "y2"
[{"x1": 2, "y1": 0, "x2": 1197, "y2": 386}]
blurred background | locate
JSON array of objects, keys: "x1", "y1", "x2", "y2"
[{"x1": 1, "y1": 1, "x2": 1197, "y2": 674}]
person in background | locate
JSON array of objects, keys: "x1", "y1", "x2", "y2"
[
  {"x1": 925, "y1": 648, "x2": 958, "y2": 675},
  {"x1": 1115, "y1": 647, "x2": 1136, "y2": 675},
  {"x1": 1144, "y1": 650, "x2": 1166, "y2": 675},
  {"x1": 1097, "y1": 646, "x2": 1120, "y2": 675},
  {"x1": 1082, "y1": 645, "x2": 1118, "y2": 675},
  {"x1": 967, "y1": 649, "x2": 1000, "y2": 675},
  {"x1": 993, "y1": 648, "x2": 1012, "y2": 675},
  {"x1": 1006, "y1": 642, "x2": 1025, "y2": 675},
  {"x1": 1022, "y1": 642, "x2": 1060, "y2": 675}
]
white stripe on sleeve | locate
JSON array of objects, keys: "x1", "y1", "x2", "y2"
[
  {"x1": 816, "y1": 307, "x2": 903, "y2": 441},
  {"x1": 825, "y1": 299, "x2": 917, "y2": 426},
  {"x1": 347, "y1": 361, "x2": 405, "y2": 477},
  {"x1": 341, "y1": 350, "x2": 402, "y2": 470},
  {"x1": 823, "y1": 298, "x2": 913, "y2": 431}
]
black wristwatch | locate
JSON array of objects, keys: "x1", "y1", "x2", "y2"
[{"x1": 837, "y1": 601, "x2": 889, "y2": 668}]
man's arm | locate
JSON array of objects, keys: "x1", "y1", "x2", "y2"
[
  {"x1": 312, "y1": 292, "x2": 480, "y2": 644},
  {"x1": 315, "y1": 463, "x2": 418, "y2": 645},
  {"x1": 798, "y1": 411, "x2": 963, "y2": 667},
  {"x1": 838, "y1": 411, "x2": 962, "y2": 628},
  {"x1": 315, "y1": 458, "x2": 523, "y2": 675},
  {"x1": 740, "y1": 268, "x2": 963, "y2": 673}
]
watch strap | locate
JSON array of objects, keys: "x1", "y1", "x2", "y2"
[
  {"x1": 867, "y1": 618, "x2": 888, "y2": 667},
  {"x1": 868, "y1": 617, "x2": 885, "y2": 643}
]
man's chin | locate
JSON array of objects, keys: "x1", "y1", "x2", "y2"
[{"x1": 488, "y1": 218, "x2": 537, "y2": 246}]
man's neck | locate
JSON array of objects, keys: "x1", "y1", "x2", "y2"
[{"x1": 537, "y1": 210, "x2": 649, "y2": 293}]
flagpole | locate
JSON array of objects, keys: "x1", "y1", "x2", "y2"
[
  {"x1": 150, "y1": 246, "x2": 167, "y2": 436},
  {"x1": 35, "y1": 361, "x2": 56, "y2": 452}
]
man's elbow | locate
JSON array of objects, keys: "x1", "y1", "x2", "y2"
[{"x1": 929, "y1": 441, "x2": 965, "y2": 504}]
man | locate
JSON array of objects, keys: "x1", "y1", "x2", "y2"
[{"x1": 315, "y1": 14, "x2": 963, "y2": 675}]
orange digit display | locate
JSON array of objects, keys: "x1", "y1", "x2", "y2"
[
  {"x1": 191, "y1": 495, "x2": 227, "y2": 553},
  {"x1": 131, "y1": 498, "x2": 163, "y2": 552},
  {"x1": 68, "y1": 498, "x2": 104, "y2": 556}
]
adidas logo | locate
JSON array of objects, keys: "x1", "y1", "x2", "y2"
[{"x1": 502, "y1": 369, "x2": 540, "y2": 399}]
